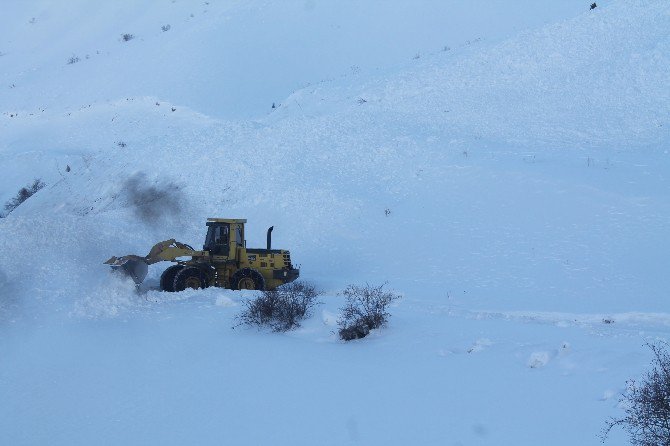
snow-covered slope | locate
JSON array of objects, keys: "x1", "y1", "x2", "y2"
[
  {"x1": 1, "y1": 0, "x2": 588, "y2": 120},
  {"x1": 1, "y1": 1, "x2": 669, "y2": 445}
]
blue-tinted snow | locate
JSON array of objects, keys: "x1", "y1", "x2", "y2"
[{"x1": 1, "y1": 1, "x2": 669, "y2": 445}]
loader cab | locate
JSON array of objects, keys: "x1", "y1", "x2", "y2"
[
  {"x1": 203, "y1": 218, "x2": 246, "y2": 257},
  {"x1": 204, "y1": 222, "x2": 230, "y2": 255}
]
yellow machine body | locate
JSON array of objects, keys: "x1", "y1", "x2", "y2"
[{"x1": 105, "y1": 218, "x2": 299, "y2": 292}]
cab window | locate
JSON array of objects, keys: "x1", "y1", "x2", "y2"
[{"x1": 204, "y1": 223, "x2": 230, "y2": 255}]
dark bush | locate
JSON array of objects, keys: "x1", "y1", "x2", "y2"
[
  {"x1": 236, "y1": 281, "x2": 321, "y2": 332},
  {"x1": 121, "y1": 33, "x2": 135, "y2": 42},
  {"x1": 2, "y1": 179, "x2": 45, "y2": 217},
  {"x1": 603, "y1": 342, "x2": 670, "y2": 445},
  {"x1": 338, "y1": 283, "x2": 401, "y2": 341}
]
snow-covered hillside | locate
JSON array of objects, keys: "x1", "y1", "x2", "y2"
[
  {"x1": 1, "y1": 1, "x2": 669, "y2": 445},
  {"x1": 1, "y1": 0, "x2": 588, "y2": 120}
]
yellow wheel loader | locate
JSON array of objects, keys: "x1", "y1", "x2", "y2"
[{"x1": 105, "y1": 218, "x2": 299, "y2": 291}]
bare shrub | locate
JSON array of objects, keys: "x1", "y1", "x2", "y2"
[
  {"x1": 121, "y1": 33, "x2": 135, "y2": 42},
  {"x1": 236, "y1": 281, "x2": 321, "y2": 332},
  {"x1": 2, "y1": 179, "x2": 45, "y2": 217},
  {"x1": 67, "y1": 55, "x2": 80, "y2": 65},
  {"x1": 338, "y1": 283, "x2": 401, "y2": 341},
  {"x1": 161, "y1": 24, "x2": 171, "y2": 32},
  {"x1": 603, "y1": 342, "x2": 670, "y2": 445}
]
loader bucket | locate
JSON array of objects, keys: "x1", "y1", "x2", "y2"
[{"x1": 105, "y1": 255, "x2": 149, "y2": 285}]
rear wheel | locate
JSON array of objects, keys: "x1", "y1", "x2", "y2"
[
  {"x1": 231, "y1": 268, "x2": 265, "y2": 291},
  {"x1": 173, "y1": 266, "x2": 210, "y2": 292},
  {"x1": 160, "y1": 265, "x2": 184, "y2": 292}
]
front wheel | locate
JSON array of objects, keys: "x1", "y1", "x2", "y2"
[
  {"x1": 231, "y1": 268, "x2": 265, "y2": 291},
  {"x1": 173, "y1": 266, "x2": 210, "y2": 292},
  {"x1": 160, "y1": 265, "x2": 184, "y2": 292}
]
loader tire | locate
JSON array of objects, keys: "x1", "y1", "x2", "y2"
[
  {"x1": 173, "y1": 266, "x2": 210, "y2": 292},
  {"x1": 231, "y1": 268, "x2": 265, "y2": 291},
  {"x1": 160, "y1": 265, "x2": 184, "y2": 292}
]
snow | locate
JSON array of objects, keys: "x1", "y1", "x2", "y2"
[{"x1": 1, "y1": 0, "x2": 669, "y2": 444}]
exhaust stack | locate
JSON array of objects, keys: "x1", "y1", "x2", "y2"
[{"x1": 267, "y1": 226, "x2": 274, "y2": 250}]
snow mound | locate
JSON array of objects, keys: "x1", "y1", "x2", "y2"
[{"x1": 528, "y1": 351, "x2": 551, "y2": 368}]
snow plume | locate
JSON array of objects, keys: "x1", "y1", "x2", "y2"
[
  {"x1": 122, "y1": 172, "x2": 184, "y2": 225},
  {"x1": 0, "y1": 267, "x2": 16, "y2": 319},
  {"x1": 0, "y1": 267, "x2": 8, "y2": 297},
  {"x1": 72, "y1": 272, "x2": 146, "y2": 319},
  {"x1": 0, "y1": 267, "x2": 24, "y2": 322}
]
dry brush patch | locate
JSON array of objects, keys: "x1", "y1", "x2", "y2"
[
  {"x1": 603, "y1": 342, "x2": 670, "y2": 446},
  {"x1": 235, "y1": 281, "x2": 321, "y2": 332},
  {"x1": 338, "y1": 283, "x2": 401, "y2": 341}
]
